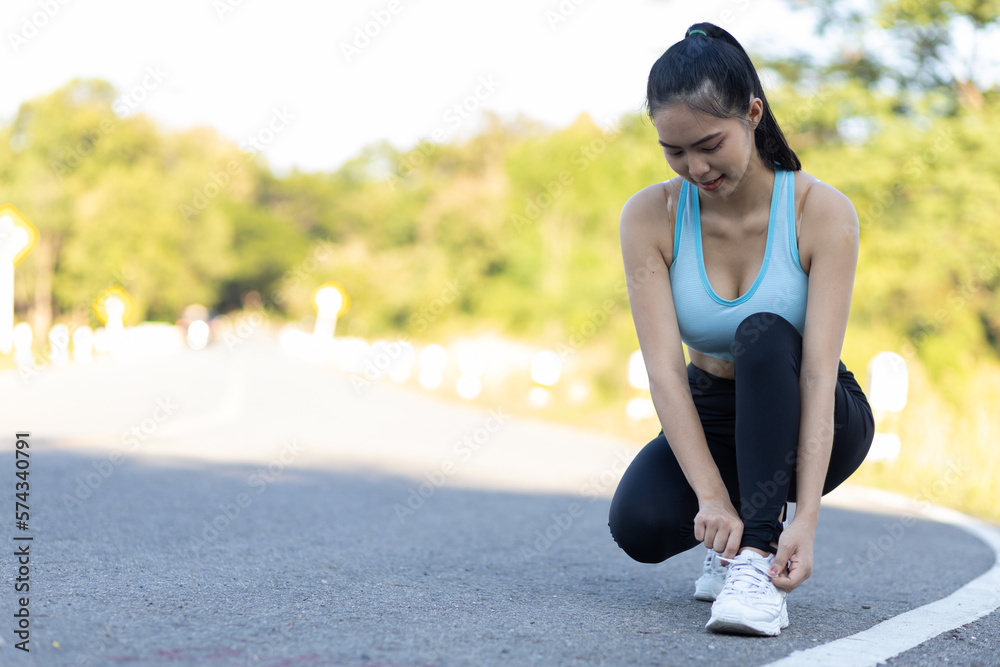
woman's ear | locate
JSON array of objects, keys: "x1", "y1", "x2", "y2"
[{"x1": 748, "y1": 96, "x2": 764, "y2": 129}]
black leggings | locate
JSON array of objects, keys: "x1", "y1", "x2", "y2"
[{"x1": 608, "y1": 313, "x2": 875, "y2": 562}]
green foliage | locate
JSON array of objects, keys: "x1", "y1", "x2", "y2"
[{"x1": 4, "y1": 74, "x2": 999, "y2": 382}]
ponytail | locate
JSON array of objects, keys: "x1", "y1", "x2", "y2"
[{"x1": 646, "y1": 22, "x2": 801, "y2": 171}]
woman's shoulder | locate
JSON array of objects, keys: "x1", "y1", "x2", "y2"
[
  {"x1": 792, "y1": 170, "x2": 857, "y2": 232},
  {"x1": 792, "y1": 171, "x2": 855, "y2": 215},
  {"x1": 792, "y1": 170, "x2": 860, "y2": 271},
  {"x1": 621, "y1": 177, "x2": 685, "y2": 227},
  {"x1": 620, "y1": 177, "x2": 685, "y2": 265}
]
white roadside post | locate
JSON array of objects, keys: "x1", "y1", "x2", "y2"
[
  {"x1": 186, "y1": 320, "x2": 210, "y2": 351},
  {"x1": 866, "y1": 351, "x2": 909, "y2": 462},
  {"x1": 625, "y1": 349, "x2": 656, "y2": 421},
  {"x1": 418, "y1": 344, "x2": 447, "y2": 389},
  {"x1": 387, "y1": 340, "x2": 415, "y2": 382},
  {"x1": 12, "y1": 322, "x2": 33, "y2": 368},
  {"x1": 529, "y1": 349, "x2": 561, "y2": 408},
  {"x1": 0, "y1": 205, "x2": 38, "y2": 355},
  {"x1": 93, "y1": 287, "x2": 133, "y2": 360},
  {"x1": 48, "y1": 324, "x2": 70, "y2": 366},
  {"x1": 456, "y1": 342, "x2": 485, "y2": 400},
  {"x1": 314, "y1": 283, "x2": 349, "y2": 339}
]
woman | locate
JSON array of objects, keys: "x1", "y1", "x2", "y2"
[{"x1": 608, "y1": 22, "x2": 874, "y2": 636}]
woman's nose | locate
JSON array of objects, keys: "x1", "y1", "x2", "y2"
[{"x1": 688, "y1": 157, "x2": 710, "y2": 179}]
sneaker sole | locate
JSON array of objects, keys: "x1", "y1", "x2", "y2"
[
  {"x1": 705, "y1": 613, "x2": 783, "y2": 636},
  {"x1": 693, "y1": 580, "x2": 724, "y2": 602}
]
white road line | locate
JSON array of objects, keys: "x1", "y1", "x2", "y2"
[{"x1": 765, "y1": 485, "x2": 1000, "y2": 667}]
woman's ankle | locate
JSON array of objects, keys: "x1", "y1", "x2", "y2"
[{"x1": 737, "y1": 545, "x2": 776, "y2": 559}]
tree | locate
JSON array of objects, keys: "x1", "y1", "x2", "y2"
[{"x1": 780, "y1": 0, "x2": 999, "y2": 111}]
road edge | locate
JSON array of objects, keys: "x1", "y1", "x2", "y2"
[{"x1": 764, "y1": 484, "x2": 1000, "y2": 667}]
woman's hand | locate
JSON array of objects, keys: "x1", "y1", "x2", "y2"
[
  {"x1": 769, "y1": 519, "x2": 815, "y2": 591},
  {"x1": 694, "y1": 497, "x2": 743, "y2": 559}
]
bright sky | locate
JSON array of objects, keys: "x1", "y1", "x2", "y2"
[{"x1": 0, "y1": 0, "x2": 849, "y2": 174}]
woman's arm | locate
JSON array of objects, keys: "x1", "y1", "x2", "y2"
[
  {"x1": 771, "y1": 181, "x2": 860, "y2": 590},
  {"x1": 620, "y1": 185, "x2": 743, "y2": 559}
]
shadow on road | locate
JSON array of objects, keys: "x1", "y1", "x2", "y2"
[{"x1": 1, "y1": 448, "x2": 993, "y2": 666}]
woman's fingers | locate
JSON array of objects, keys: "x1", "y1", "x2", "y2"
[
  {"x1": 712, "y1": 529, "x2": 729, "y2": 554},
  {"x1": 770, "y1": 522, "x2": 815, "y2": 591},
  {"x1": 770, "y1": 552, "x2": 813, "y2": 591},
  {"x1": 696, "y1": 509, "x2": 742, "y2": 557},
  {"x1": 702, "y1": 522, "x2": 717, "y2": 550},
  {"x1": 723, "y1": 523, "x2": 742, "y2": 560},
  {"x1": 771, "y1": 563, "x2": 804, "y2": 591}
]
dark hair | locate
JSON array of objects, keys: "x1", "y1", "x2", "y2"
[{"x1": 646, "y1": 22, "x2": 800, "y2": 171}]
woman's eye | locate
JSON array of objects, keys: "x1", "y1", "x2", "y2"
[{"x1": 665, "y1": 141, "x2": 722, "y2": 157}]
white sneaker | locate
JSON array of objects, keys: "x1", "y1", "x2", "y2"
[
  {"x1": 706, "y1": 551, "x2": 789, "y2": 636},
  {"x1": 694, "y1": 548, "x2": 728, "y2": 601}
]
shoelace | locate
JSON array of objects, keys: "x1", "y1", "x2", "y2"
[
  {"x1": 717, "y1": 554, "x2": 775, "y2": 598},
  {"x1": 703, "y1": 550, "x2": 729, "y2": 576}
]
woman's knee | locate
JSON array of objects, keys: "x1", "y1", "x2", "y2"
[
  {"x1": 608, "y1": 506, "x2": 689, "y2": 564},
  {"x1": 732, "y1": 312, "x2": 800, "y2": 369},
  {"x1": 608, "y1": 433, "x2": 697, "y2": 563}
]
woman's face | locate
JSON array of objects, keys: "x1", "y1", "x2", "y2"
[{"x1": 651, "y1": 99, "x2": 763, "y2": 198}]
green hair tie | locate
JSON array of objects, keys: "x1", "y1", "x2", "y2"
[{"x1": 688, "y1": 29, "x2": 707, "y2": 37}]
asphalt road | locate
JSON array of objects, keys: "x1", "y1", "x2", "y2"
[{"x1": 1, "y1": 329, "x2": 997, "y2": 666}]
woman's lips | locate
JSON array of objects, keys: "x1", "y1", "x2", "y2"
[{"x1": 698, "y1": 175, "x2": 724, "y2": 191}]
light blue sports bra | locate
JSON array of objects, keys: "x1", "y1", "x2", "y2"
[{"x1": 668, "y1": 169, "x2": 808, "y2": 362}]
